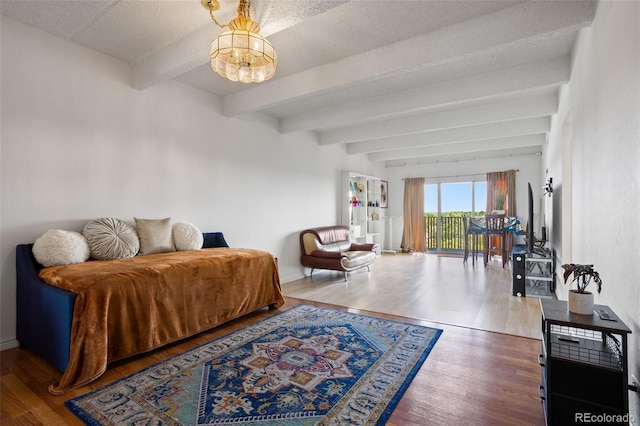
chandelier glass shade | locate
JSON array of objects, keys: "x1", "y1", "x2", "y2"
[{"x1": 204, "y1": 0, "x2": 277, "y2": 83}]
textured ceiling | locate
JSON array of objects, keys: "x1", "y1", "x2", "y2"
[{"x1": 1, "y1": 0, "x2": 598, "y2": 166}]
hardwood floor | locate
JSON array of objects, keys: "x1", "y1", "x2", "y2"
[
  {"x1": 283, "y1": 252, "x2": 543, "y2": 339},
  {"x1": 0, "y1": 255, "x2": 544, "y2": 426}
]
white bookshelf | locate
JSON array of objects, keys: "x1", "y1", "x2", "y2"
[{"x1": 341, "y1": 171, "x2": 384, "y2": 254}]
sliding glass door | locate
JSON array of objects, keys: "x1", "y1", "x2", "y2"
[{"x1": 425, "y1": 181, "x2": 486, "y2": 252}]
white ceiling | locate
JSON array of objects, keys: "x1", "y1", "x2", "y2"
[{"x1": 1, "y1": 0, "x2": 598, "y2": 166}]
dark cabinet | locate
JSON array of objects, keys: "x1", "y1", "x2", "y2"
[{"x1": 539, "y1": 299, "x2": 632, "y2": 425}]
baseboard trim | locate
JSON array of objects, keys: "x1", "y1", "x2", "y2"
[{"x1": 1, "y1": 339, "x2": 19, "y2": 352}]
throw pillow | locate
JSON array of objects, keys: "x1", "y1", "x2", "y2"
[
  {"x1": 172, "y1": 222, "x2": 204, "y2": 251},
  {"x1": 32, "y1": 229, "x2": 90, "y2": 267},
  {"x1": 83, "y1": 217, "x2": 140, "y2": 260},
  {"x1": 202, "y1": 232, "x2": 230, "y2": 248},
  {"x1": 134, "y1": 217, "x2": 175, "y2": 255}
]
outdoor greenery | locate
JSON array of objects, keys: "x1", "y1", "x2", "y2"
[{"x1": 425, "y1": 211, "x2": 486, "y2": 251}]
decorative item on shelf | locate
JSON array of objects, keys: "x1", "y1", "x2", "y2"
[
  {"x1": 371, "y1": 213, "x2": 379, "y2": 220},
  {"x1": 202, "y1": 0, "x2": 276, "y2": 83},
  {"x1": 562, "y1": 263, "x2": 602, "y2": 315},
  {"x1": 357, "y1": 183, "x2": 364, "y2": 192}
]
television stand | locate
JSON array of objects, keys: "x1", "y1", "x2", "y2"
[{"x1": 511, "y1": 244, "x2": 555, "y2": 297}]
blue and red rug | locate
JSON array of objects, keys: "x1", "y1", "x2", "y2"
[{"x1": 66, "y1": 304, "x2": 442, "y2": 425}]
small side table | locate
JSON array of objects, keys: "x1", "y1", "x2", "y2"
[{"x1": 539, "y1": 299, "x2": 632, "y2": 425}]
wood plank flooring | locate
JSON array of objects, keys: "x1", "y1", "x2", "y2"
[
  {"x1": 283, "y1": 252, "x2": 543, "y2": 338},
  {"x1": 1, "y1": 296, "x2": 545, "y2": 425}
]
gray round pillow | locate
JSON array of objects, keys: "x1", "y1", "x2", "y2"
[{"x1": 83, "y1": 217, "x2": 140, "y2": 260}]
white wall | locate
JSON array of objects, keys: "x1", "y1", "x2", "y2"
[
  {"x1": 0, "y1": 17, "x2": 382, "y2": 348},
  {"x1": 545, "y1": 0, "x2": 640, "y2": 417},
  {"x1": 545, "y1": 83, "x2": 574, "y2": 295}
]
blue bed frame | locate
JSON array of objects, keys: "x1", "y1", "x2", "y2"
[
  {"x1": 16, "y1": 244, "x2": 76, "y2": 372},
  {"x1": 15, "y1": 232, "x2": 229, "y2": 372}
]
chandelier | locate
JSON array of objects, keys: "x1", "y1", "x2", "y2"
[{"x1": 202, "y1": 0, "x2": 277, "y2": 83}]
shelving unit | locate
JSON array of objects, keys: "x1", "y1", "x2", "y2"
[
  {"x1": 539, "y1": 299, "x2": 632, "y2": 425},
  {"x1": 512, "y1": 245, "x2": 554, "y2": 298},
  {"x1": 341, "y1": 171, "x2": 384, "y2": 254}
]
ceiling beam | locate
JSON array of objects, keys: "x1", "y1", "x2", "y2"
[
  {"x1": 281, "y1": 57, "x2": 568, "y2": 134},
  {"x1": 132, "y1": 26, "x2": 212, "y2": 90},
  {"x1": 369, "y1": 134, "x2": 546, "y2": 162},
  {"x1": 383, "y1": 146, "x2": 543, "y2": 167},
  {"x1": 222, "y1": 0, "x2": 594, "y2": 117},
  {"x1": 348, "y1": 117, "x2": 549, "y2": 155},
  {"x1": 130, "y1": 1, "x2": 350, "y2": 90},
  {"x1": 319, "y1": 92, "x2": 558, "y2": 145}
]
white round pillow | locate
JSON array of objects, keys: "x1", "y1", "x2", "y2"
[
  {"x1": 172, "y1": 222, "x2": 203, "y2": 251},
  {"x1": 32, "y1": 229, "x2": 90, "y2": 267},
  {"x1": 83, "y1": 217, "x2": 140, "y2": 260}
]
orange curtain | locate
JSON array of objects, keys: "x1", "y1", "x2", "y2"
[
  {"x1": 486, "y1": 170, "x2": 517, "y2": 253},
  {"x1": 486, "y1": 170, "x2": 516, "y2": 214},
  {"x1": 400, "y1": 178, "x2": 426, "y2": 252},
  {"x1": 505, "y1": 170, "x2": 516, "y2": 215}
]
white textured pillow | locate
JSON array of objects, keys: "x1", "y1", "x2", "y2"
[
  {"x1": 172, "y1": 222, "x2": 203, "y2": 251},
  {"x1": 83, "y1": 217, "x2": 140, "y2": 260},
  {"x1": 32, "y1": 229, "x2": 90, "y2": 267},
  {"x1": 134, "y1": 217, "x2": 175, "y2": 255}
]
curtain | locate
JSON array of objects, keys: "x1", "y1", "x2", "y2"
[
  {"x1": 505, "y1": 170, "x2": 516, "y2": 215},
  {"x1": 486, "y1": 170, "x2": 517, "y2": 253},
  {"x1": 400, "y1": 178, "x2": 426, "y2": 252}
]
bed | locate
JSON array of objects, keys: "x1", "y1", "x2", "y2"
[{"x1": 16, "y1": 241, "x2": 285, "y2": 394}]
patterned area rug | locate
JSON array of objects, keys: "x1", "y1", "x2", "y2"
[{"x1": 66, "y1": 304, "x2": 442, "y2": 425}]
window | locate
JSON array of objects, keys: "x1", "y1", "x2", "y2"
[{"x1": 425, "y1": 180, "x2": 486, "y2": 252}]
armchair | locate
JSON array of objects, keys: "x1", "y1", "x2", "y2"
[{"x1": 300, "y1": 225, "x2": 378, "y2": 280}]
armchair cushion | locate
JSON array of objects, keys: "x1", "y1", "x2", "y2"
[
  {"x1": 310, "y1": 250, "x2": 345, "y2": 259},
  {"x1": 350, "y1": 242, "x2": 377, "y2": 252},
  {"x1": 342, "y1": 250, "x2": 376, "y2": 269}
]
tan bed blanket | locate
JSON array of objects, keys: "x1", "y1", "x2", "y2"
[{"x1": 38, "y1": 248, "x2": 285, "y2": 394}]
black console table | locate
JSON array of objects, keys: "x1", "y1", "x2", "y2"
[{"x1": 539, "y1": 299, "x2": 632, "y2": 425}]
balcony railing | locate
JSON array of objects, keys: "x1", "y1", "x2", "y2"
[{"x1": 425, "y1": 215, "x2": 485, "y2": 252}]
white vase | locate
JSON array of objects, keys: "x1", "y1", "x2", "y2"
[{"x1": 568, "y1": 290, "x2": 594, "y2": 315}]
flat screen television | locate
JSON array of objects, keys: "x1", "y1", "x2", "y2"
[{"x1": 527, "y1": 182, "x2": 534, "y2": 254}]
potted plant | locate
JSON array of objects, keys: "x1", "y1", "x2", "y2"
[{"x1": 562, "y1": 263, "x2": 602, "y2": 315}]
